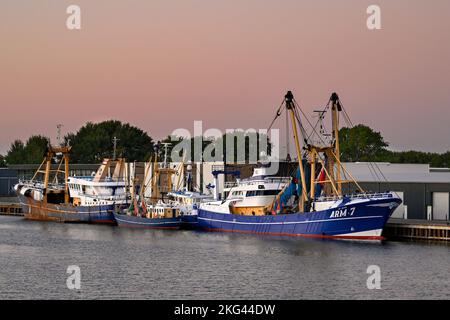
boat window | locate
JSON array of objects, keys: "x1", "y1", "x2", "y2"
[{"x1": 246, "y1": 190, "x2": 279, "y2": 197}]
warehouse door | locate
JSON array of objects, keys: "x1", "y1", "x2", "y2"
[
  {"x1": 390, "y1": 191, "x2": 405, "y2": 219},
  {"x1": 432, "y1": 192, "x2": 449, "y2": 221}
]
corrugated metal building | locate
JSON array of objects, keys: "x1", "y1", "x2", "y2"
[
  {"x1": 342, "y1": 162, "x2": 450, "y2": 221},
  {"x1": 0, "y1": 168, "x2": 18, "y2": 197},
  {"x1": 7, "y1": 163, "x2": 100, "y2": 180}
]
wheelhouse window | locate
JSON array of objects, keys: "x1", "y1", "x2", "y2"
[{"x1": 246, "y1": 190, "x2": 279, "y2": 197}]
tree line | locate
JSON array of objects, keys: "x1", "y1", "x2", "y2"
[
  {"x1": 0, "y1": 120, "x2": 271, "y2": 166},
  {"x1": 1, "y1": 121, "x2": 449, "y2": 168},
  {"x1": 339, "y1": 125, "x2": 450, "y2": 167}
]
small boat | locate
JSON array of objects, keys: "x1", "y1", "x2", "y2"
[
  {"x1": 113, "y1": 144, "x2": 182, "y2": 229},
  {"x1": 145, "y1": 155, "x2": 213, "y2": 229},
  {"x1": 113, "y1": 200, "x2": 182, "y2": 229},
  {"x1": 198, "y1": 91, "x2": 402, "y2": 241},
  {"x1": 15, "y1": 145, "x2": 129, "y2": 224},
  {"x1": 167, "y1": 191, "x2": 213, "y2": 229}
]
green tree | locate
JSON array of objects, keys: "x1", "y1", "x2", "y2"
[
  {"x1": 162, "y1": 131, "x2": 272, "y2": 163},
  {"x1": 5, "y1": 140, "x2": 25, "y2": 164},
  {"x1": 339, "y1": 125, "x2": 450, "y2": 168},
  {"x1": 23, "y1": 135, "x2": 50, "y2": 163},
  {"x1": 4, "y1": 136, "x2": 49, "y2": 164},
  {"x1": 65, "y1": 120, "x2": 154, "y2": 163},
  {"x1": 339, "y1": 125, "x2": 388, "y2": 162},
  {"x1": 0, "y1": 154, "x2": 6, "y2": 167},
  {"x1": 440, "y1": 151, "x2": 450, "y2": 168}
]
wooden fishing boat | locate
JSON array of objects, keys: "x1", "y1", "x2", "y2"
[{"x1": 15, "y1": 146, "x2": 129, "y2": 224}]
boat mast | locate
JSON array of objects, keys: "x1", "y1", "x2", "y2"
[
  {"x1": 41, "y1": 145, "x2": 71, "y2": 204},
  {"x1": 151, "y1": 152, "x2": 159, "y2": 202},
  {"x1": 162, "y1": 143, "x2": 170, "y2": 168},
  {"x1": 285, "y1": 91, "x2": 309, "y2": 210},
  {"x1": 331, "y1": 92, "x2": 342, "y2": 196},
  {"x1": 141, "y1": 155, "x2": 153, "y2": 200},
  {"x1": 161, "y1": 143, "x2": 173, "y2": 192},
  {"x1": 309, "y1": 149, "x2": 316, "y2": 199},
  {"x1": 63, "y1": 149, "x2": 70, "y2": 203},
  {"x1": 176, "y1": 152, "x2": 186, "y2": 191},
  {"x1": 285, "y1": 106, "x2": 291, "y2": 161},
  {"x1": 43, "y1": 148, "x2": 52, "y2": 204}
]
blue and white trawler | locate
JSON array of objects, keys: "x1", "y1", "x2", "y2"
[{"x1": 198, "y1": 91, "x2": 401, "y2": 241}]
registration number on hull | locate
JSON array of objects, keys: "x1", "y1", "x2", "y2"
[{"x1": 330, "y1": 207, "x2": 356, "y2": 218}]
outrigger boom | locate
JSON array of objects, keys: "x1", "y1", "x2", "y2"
[{"x1": 274, "y1": 91, "x2": 366, "y2": 214}]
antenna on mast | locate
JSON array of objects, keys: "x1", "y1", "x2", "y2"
[
  {"x1": 113, "y1": 136, "x2": 120, "y2": 160},
  {"x1": 161, "y1": 142, "x2": 171, "y2": 168},
  {"x1": 56, "y1": 124, "x2": 63, "y2": 146}
]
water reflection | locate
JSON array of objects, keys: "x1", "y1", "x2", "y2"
[{"x1": 0, "y1": 216, "x2": 448, "y2": 299}]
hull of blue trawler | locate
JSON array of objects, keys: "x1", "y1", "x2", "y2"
[{"x1": 198, "y1": 197, "x2": 401, "y2": 240}]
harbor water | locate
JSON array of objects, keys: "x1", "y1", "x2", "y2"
[{"x1": 0, "y1": 216, "x2": 448, "y2": 300}]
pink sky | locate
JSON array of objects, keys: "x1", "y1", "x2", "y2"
[{"x1": 1, "y1": 0, "x2": 450, "y2": 155}]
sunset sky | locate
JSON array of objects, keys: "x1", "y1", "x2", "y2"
[{"x1": 1, "y1": 0, "x2": 450, "y2": 155}]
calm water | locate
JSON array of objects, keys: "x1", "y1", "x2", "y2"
[{"x1": 0, "y1": 215, "x2": 449, "y2": 300}]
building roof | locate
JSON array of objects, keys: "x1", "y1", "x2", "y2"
[{"x1": 343, "y1": 162, "x2": 450, "y2": 183}]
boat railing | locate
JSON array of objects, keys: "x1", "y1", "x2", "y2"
[
  {"x1": 19, "y1": 180, "x2": 65, "y2": 191},
  {"x1": 70, "y1": 176, "x2": 95, "y2": 180},
  {"x1": 315, "y1": 192, "x2": 394, "y2": 202},
  {"x1": 81, "y1": 193, "x2": 129, "y2": 201},
  {"x1": 224, "y1": 182, "x2": 238, "y2": 188},
  {"x1": 224, "y1": 177, "x2": 290, "y2": 189},
  {"x1": 69, "y1": 176, "x2": 125, "y2": 183}
]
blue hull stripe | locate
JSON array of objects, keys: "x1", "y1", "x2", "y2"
[
  {"x1": 198, "y1": 197, "x2": 401, "y2": 240},
  {"x1": 198, "y1": 215, "x2": 384, "y2": 225},
  {"x1": 113, "y1": 213, "x2": 181, "y2": 229},
  {"x1": 115, "y1": 217, "x2": 181, "y2": 226}
]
